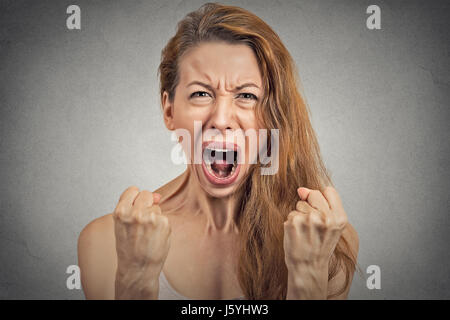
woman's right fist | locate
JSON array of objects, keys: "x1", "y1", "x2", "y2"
[{"x1": 113, "y1": 186, "x2": 171, "y2": 299}]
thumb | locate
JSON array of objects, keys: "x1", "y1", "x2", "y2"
[
  {"x1": 153, "y1": 192, "x2": 162, "y2": 204},
  {"x1": 297, "y1": 187, "x2": 311, "y2": 201}
]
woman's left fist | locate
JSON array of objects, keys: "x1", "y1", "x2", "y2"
[{"x1": 283, "y1": 186, "x2": 348, "y2": 270}]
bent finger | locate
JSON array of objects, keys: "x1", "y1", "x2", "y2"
[
  {"x1": 321, "y1": 186, "x2": 344, "y2": 212},
  {"x1": 298, "y1": 188, "x2": 330, "y2": 213},
  {"x1": 295, "y1": 201, "x2": 315, "y2": 215},
  {"x1": 114, "y1": 186, "x2": 140, "y2": 220},
  {"x1": 133, "y1": 190, "x2": 159, "y2": 211}
]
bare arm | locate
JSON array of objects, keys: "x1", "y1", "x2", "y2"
[
  {"x1": 78, "y1": 187, "x2": 170, "y2": 300},
  {"x1": 284, "y1": 187, "x2": 359, "y2": 300},
  {"x1": 77, "y1": 214, "x2": 117, "y2": 299}
]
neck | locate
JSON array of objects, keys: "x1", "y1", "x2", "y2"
[{"x1": 184, "y1": 166, "x2": 240, "y2": 235}]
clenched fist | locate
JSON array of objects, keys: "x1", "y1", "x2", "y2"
[
  {"x1": 283, "y1": 186, "x2": 348, "y2": 299},
  {"x1": 113, "y1": 186, "x2": 171, "y2": 299}
]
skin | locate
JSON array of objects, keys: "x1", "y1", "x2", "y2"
[{"x1": 77, "y1": 41, "x2": 359, "y2": 300}]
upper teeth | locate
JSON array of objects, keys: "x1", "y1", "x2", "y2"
[{"x1": 207, "y1": 148, "x2": 234, "y2": 152}]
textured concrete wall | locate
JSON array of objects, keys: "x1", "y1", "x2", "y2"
[{"x1": 0, "y1": 0, "x2": 449, "y2": 299}]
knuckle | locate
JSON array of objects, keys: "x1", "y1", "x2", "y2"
[
  {"x1": 336, "y1": 210, "x2": 348, "y2": 225},
  {"x1": 114, "y1": 205, "x2": 129, "y2": 220},
  {"x1": 127, "y1": 185, "x2": 140, "y2": 192},
  {"x1": 292, "y1": 213, "x2": 304, "y2": 225},
  {"x1": 287, "y1": 210, "x2": 298, "y2": 220},
  {"x1": 135, "y1": 211, "x2": 147, "y2": 224},
  {"x1": 284, "y1": 220, "x2": 295, "y2": 230},
  {"x1": 129, "y1": 208, "x2": 140, "y2": 221},
  {"x1": 338, "y1": 216, "x2": 348, "y2": 228},
  {"x1": 134, "y1": 215, "x2": 144, "y2": 225},
  {"x1": 310, "y1": 213, "x2": 324, "y2": 228},
  {"x1": 324, "y1": 215, "x2": 334, "y2": 228},
  {"x1": 114, "y1": 205, "x2": 125, "y2": 217}
]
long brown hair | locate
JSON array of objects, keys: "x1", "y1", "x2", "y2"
[{"x1": 158, "y1": 2, "x2": 357, "y2": 299}]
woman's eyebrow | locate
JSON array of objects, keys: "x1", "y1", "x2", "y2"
[
  {"x1": 235, "y1": 82, "x2": 260, "y2": 90},
  {"x1": 187, "y1": 81, "x2": 214, "y2": 91},
  {"x1": 187, "y1": 81, "x2": 260, "y2": 91}
]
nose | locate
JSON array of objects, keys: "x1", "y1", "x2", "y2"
[{"x1": 207, "y1": 96, "x2": 237, "y2": 132}]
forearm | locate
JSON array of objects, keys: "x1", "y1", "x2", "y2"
[
  {"x1": 115, "y1": 264, "x2": 161, "y2": 300},
  {"x1": 286, "y1": 263, "x2": 329, "y2": 300}
]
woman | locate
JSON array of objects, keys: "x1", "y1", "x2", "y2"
[{"x1": 78, "y1": 3, "x2": 359, "y2": 300}]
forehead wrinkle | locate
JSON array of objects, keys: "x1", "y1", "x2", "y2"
[
  {"x1": 216, "y1": 73, "x2": 262, "y2": 92},
  {"x1": 181, "y1": 56, "x2": 216, "y2": 88},
  {"x1": 180, "y1": 46, "x2": 262, "y2": 92},
  {"x1": 227, "y1": 75, "x2": 262, "y2": 92}
]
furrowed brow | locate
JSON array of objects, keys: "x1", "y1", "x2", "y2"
[
  {"x1": 187, "y1": 81, "x2": 214, "y2": 92},
  {"x1": 187, "y1": 81, "x2": 260, "y2": 91},
  {"x1": 235, "y1": 82, "x2": 260, "y2": 90}
]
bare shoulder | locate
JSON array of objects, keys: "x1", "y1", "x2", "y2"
[
  {"x1": 78, "y1": 213, "x2": 115, "y2": 254},
  {"x1": 77, "y1": 213, "x2": 117, "y2": 299},
  {"x1": 79, "y1": 213, "x2": 114, "y2": 238}
]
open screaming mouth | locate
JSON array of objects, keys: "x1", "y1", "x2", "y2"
[
  {"x1": 204, "y1": 148, "x2": 238, "y2": 178},
  {"x1": 201, "y1": 141, "x2": 241, "y2": 185}
]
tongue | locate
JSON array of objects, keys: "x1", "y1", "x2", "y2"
[
  {"x1": 213, "y1": 163, "x2": 232, "y2": 171},
  {"x1": 213, "y1": 159, "x2": 233, "y2": 170},
  {"x1": 211, "y1": 159, "x2": 233, "y2": 177}
]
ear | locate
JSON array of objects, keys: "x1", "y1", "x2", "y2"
[{"x1": 162, "y1": 91, "x2": 175, "y2": 131}]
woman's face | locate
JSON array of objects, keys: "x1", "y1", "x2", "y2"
[{"x1": 163, "y1": 41, "x2": 263, "y2": 198}]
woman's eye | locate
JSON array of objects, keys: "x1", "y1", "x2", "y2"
[
  {"x1": 190, "y1": 91, "x2": 211, "y2": 98},
  {"x1": 237, "y1": 93, "x2": 258, "y2": 100}
]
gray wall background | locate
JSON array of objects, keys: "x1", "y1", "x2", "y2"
[{"x1": 0, "y1": 0, "x2": 449, "y2": 299}]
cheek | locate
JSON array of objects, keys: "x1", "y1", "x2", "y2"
[
  {"x1": 172, "y1": 100, "x2": 211, "y2": 129},
  {"x1": 237, "y1": 110, "x2": 262, "y2": 164},
  {"x1": 237, "y1": 107, "x2": 259, "y2": 128},
  {"x1": 172, "y1": 103, "x2": 209, "y2": 161}
]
